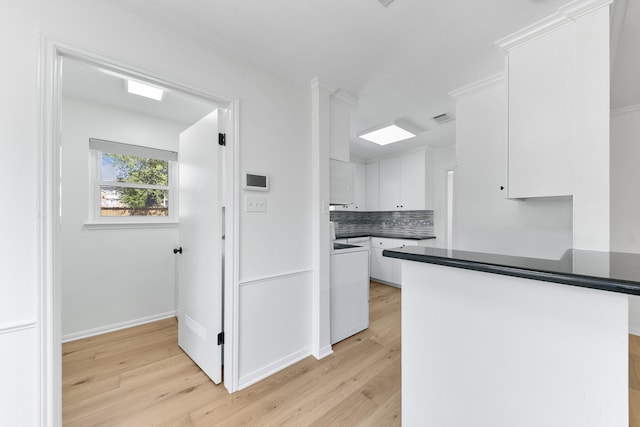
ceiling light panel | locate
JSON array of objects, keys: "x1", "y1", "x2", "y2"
[
  {"x1": 358, "y1": 124, "x2": 416, "y2": 145},
  {"x1": 126, "y1": 80, "x2": 164, "y2": 101}
]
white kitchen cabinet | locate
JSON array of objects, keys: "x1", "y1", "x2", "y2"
[
  {"x1": 379, "y1": 157, "x2": 401, "y2": 210},
  {"x1": 330, "y1": 159, "x2": 354, "y2": 205},
  {"x1": 378, "y1": 151, "x2": 426, "y2": 210},
  {"x1": 333, "y1": 162, "x2": 365, "y2": 210},
  {"x1": 371, "y1": 246, "x2": 393, "y2": 283},
  {"x1": 365, "y1": 162, "x2": 379, "y2": 211},
  {"x1": 506, "y1": 24, "x2": 574, "y2": 199},
  {"x1": 400, "y1": 152, "x2": 426, "y2": 210},
  {"x1": 370, "y1": 237, "x2": 419, "y2": 287},
  {"x1": 329, "y1": 95, "x2": 351, "y2": 162},
  {"x1": 345, "y1": 163, "x2": 366, "y2": 210}
]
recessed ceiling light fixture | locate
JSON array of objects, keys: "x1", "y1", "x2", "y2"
[
  {"x1": 126, "y1": 79, "x2": 164, "y2": 101},
  {"x1": 358, "y1": 119, "x2": 421, "y2": 145}
]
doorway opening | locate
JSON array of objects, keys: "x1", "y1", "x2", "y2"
[
  {"x1": 446, "y1": 169, "x2": 454, "y2": 249},
  {"x1": 41, "y1": 40, "x2": 240, "y2": 424}
]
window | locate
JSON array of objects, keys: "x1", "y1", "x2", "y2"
[{"x1": 88, "y1": 138, "x2": 177, "y2": 224}]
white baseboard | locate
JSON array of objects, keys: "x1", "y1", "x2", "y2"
[
  {"x1": 314, "y1": 345, "x2": 334, "y2": 360},
  {"x1": 238, "y1": 346, "x2": 311, "y2": 391},
  {"x1": 629, "y1": 325, "x2": 640, "y2": 337},
  {"x1": 62, "y1": 311, "x2": 177, "y2": 343}
]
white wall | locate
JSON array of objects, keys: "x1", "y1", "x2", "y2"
[
  {"x1": 60, "y1": 97, "x2": 184, "y2": 339},
  {"x1": 611, "y1": 105, "x2": 640, "y2": 335},
  {"x1": 0, "y1": 0, "x2": 312, "y2": 424},
  {"x1": 453, "y1": 79, "x2": 573, "y2": 259},
  {"x1": 611, "y1": 106, "x2": 640, "y2": 253}
]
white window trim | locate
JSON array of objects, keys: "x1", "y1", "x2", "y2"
[{"x1": 86, "y1": 139, "x2": 179, "y2": 227}]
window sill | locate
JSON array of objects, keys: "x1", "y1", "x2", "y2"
[{"x1": 84, "y1": 221, "x2": 179, "y2": 230}]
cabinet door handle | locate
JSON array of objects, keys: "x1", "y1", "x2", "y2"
[{"x1": 173, "y1": 247, "x2": 183, "y2": 254}]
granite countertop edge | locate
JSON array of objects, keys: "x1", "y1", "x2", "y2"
[
  {"x1": 382, "y1": 248, "x2": 640, "y2": 296},
  {"x1": 335, "y1": 233, "x2": 437, "y2": 240}
]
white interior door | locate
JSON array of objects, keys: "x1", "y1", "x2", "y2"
[{"x1": 178, "y1": 109, "x2": 223, "y2": 384}]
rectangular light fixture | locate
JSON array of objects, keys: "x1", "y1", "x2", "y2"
[
  {"x1": 126, "y1": 80, "x2": 164, "y2": 101},
  {"x1": 358, "y1": 120, "x2": 420, "y2": 145}
]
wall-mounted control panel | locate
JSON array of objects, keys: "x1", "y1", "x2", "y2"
[{"x1": 243, "y1": 172, "x2": 269, "y2": 191}]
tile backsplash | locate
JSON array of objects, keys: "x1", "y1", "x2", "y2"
[{"x1": 330, "y1": 210, "x2": 434, "y2": 238}]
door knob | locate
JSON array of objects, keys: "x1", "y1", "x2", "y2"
[{"x1": 173, "y1": 247, "x2": 183, "y2": 254}]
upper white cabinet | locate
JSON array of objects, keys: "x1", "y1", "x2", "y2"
[
  {"x1": 334, "y1": 162, "x2": 366, "y2": 210},
  {"x1": 378, "y1": 150, "x2": 426, "y2": 210},
  {"x1": 330, "y1": 159, "x2": 354, "y2": 205},
  {"x1": 330, "y1": 94, "x2": 353, "y2": 162},
  {"x1": 365, "y1": 162, "x2": 380, "y2": 211},
  {"x1": 505, "y1": 24, "x2": 574, "y2": 199},
  {"x1": 379, "y1": 157, "x2": 401, "y2": 210},
  {"x1": 352, "y1": 163, "x2": 366, "y2": 210}
]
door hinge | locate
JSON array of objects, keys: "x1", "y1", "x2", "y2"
[
  {"x1": 217, "y1": 331, "x2": 225, "y2": 345},
  {"x1": 218, "y1": 133, "x2": 226, "y2": 146}
]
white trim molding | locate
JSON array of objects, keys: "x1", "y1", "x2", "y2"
[
  {"x1": 310, "y1": 77, "x2": 358, "y2": 105},
  {"x1": 238, "y1": 269, "x2": 313, "y2": 288},
  {"x1": 61, "y1": 311, "x2": 176, "y2": 343},
  {"x1": 40, "y1": 36, "x2": 242, "y2": 425},
  {"x1": 496, "y1": 0, "x2": 613, "y2": 51},
  {"x1": 84, "y1": 221, "x2": 178, "y2": 230},
  {"x1": 0, "y1": 320, "x2": 37, "y2": 335},
  {"x1": 449, "y1": 73, "x2": 505, "y2": 100},
  {"x1": 315, "y1": 344, "x2": 334, "y2": 360},
  {"x1": 238, "y1": 346, "x2": 311, "y2": 391}
]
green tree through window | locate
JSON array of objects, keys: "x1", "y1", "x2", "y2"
[{"x1": 106, "y1": 154, "x2": 168, "y2": 210}]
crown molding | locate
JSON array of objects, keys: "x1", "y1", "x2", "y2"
[
  {"x1": 332, "y1": 89, "x2": 358, "y2": 105},
  {"x1": 310, "y1": 77, "x2": 357, "y2": 104},
  {"x1": 611, "y1": 104, "x2": 640, "y2": 117},
  {"x1": 310, "y1": 76, "x2": 336, "y2": 93},
  {"x1": 496, "y1": 0, "x2": 613, "y2": 51},
  {"x1": 448, "y1": 72, "x2": 505, "y2": 100}
]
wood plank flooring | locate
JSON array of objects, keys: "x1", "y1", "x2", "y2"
[
  {"x1": 63, "y1": 283, "x2": 640, "y2": 426},
  {"x1": 62, "y1": 281, "x2": 401, "y2": 426}
]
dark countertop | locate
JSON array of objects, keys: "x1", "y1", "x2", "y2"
[
  {"x1": 382, "y1": 246, "x2": 640, "y2": 296},
  {"x1": 336, "y1": 233, "x2": 436, "y2": 240}
]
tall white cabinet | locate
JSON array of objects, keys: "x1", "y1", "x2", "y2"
[
  {"x1": 505, "y1": 24, "x2": 574, "y2": 199},
  {"x1": 378, "y1": 150, "x2": 426, "y2": 211},
  {"x1": 365, "y1": 162, "x2": 380, "y2": 211},
  {"x1": 497, "y1": 1, "x2": 611, "y2": 251}
]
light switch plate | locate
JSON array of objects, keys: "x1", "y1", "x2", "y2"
[{"x1": 245, "y1": 196, "x2": 266, "y2": 212}]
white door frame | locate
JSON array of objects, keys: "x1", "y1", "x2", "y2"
[{"x1": 38, "y1": 37, "x2": 241, "y2": 426}]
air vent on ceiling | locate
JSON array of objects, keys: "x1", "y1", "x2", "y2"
[
  {"x1": 378, "y1": 0, "x2": 395, "y2": 7},
  {"x1": 432, "y1": 113, "x2": 455, "y2": 125}
]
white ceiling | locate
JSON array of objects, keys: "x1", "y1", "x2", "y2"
[
  {"x1": 65, "y1": 0, "x2": 639, "y2": 161},
  {"x1": 62, "y1": 57, "x2": 216, "y2": 127}
]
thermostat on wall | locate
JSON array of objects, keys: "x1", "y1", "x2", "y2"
[{"x1": 243, "y1": 172, "x2": 269, "y2": 191}]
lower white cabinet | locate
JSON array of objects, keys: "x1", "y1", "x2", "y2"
[
  {"x1": 370, "y1": 237, "x2": 417, "y2": 287},
  {"x1": 370, "y1": 237, "x2": 436, "y2": 286},
  {"x1": 371, "y1": 246, "x2": 393, "y2": 283}
]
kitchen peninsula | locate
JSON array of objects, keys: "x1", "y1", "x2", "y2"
[{"x1": 384, "y1": 246, "x2": 637, "y2": 427}]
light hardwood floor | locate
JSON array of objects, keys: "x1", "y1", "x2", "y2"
[
  {"x1": 63, "y1": 282, "x2": 640, "y2": 426},
  {"x1": 62, "y1": 282, "x2": 401, "y2": 426}
]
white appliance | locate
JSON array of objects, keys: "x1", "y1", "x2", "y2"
[{"x1": 330, "y1": 243, "x2": 369, "y2": 344}]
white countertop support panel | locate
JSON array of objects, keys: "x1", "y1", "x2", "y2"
[{"x1": 402, "y1": 260, "x2": 628, "y2": 427}]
